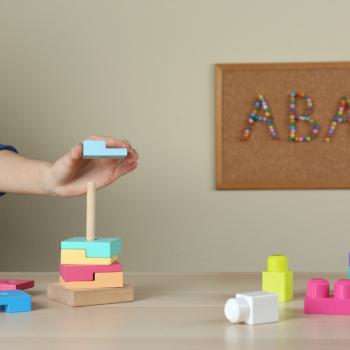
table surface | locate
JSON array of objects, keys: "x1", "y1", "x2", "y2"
[{"x1": 0, "y1": 272, "x2": 348, "y2": 350}]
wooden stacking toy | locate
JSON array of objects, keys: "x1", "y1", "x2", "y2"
[
  {"x1": 48, "y1": 181, "x2": 134, "y2": 306},
  {"x1": 48, "y1": 141, "x2": 134, "y2": 306}
]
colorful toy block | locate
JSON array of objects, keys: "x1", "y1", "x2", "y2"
[
  {"x1": 304, "y1": 278, "x2": 350, "y2": 315},
  {"x1": 60, "y1": 262, "x2": 123, "y2": 282},
  {"x1": 0, "y1": 279, "x2": 34, "y2": 291},
  {"x1": 262, "y1": 255, "x2": 293, "y2": 302},
  {"x1": 224, "y1": 291, "x2": 279, "y2": 325},
  {"x1": 61, "y1": 236, "x2": 122, "y2": 258},
  {"x1": 0, "y1": 290, "x2": 31, "y2": 313},
  {"x1": 48, "y1": 283, "x2": 134, "y2": 307},
  {"x1": 59, "y1": 272, "x2": 123, "y2": 289},
  {"x1": 83, "y1": 140, "x2": 128, "y2": 159},
  {"x1": 60, "y1": 249, "x2": 118, "y2": 265}
]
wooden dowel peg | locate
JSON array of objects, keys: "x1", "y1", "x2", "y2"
[{"x1": 86, "y1": 181, "x2": 96, "y2": 241}]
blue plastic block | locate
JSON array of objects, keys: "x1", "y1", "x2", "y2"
[
  {"x1": 0, "y1": 290, "x2": 32, "y2": 313},
  {"x1": 83, "y1": 140, "x2": 128, "y2": 159},
  {"x1": 61, "y1": 237, "x2": 122, "y2": 258}
]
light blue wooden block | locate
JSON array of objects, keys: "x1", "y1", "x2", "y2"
[
  {"x1": 61, "y1": 237, "x2": 122, "y2": 258},
  {"x1": 83, "y1": 140, "x2": 128, "y2": 159},
  {"x1": 0, "y1": 290, "x2": 32, "y2": 313}
]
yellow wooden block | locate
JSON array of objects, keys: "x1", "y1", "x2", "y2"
[
  {"x1": 59, "y1": 272, "x2": 123, "y2": 289},
  {"x1": 61, "y1": 249, "x2": 118, "y2": 265}
]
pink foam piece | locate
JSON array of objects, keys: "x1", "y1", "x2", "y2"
[
  {"x1": 0, "y1": 279, "x2": 35, "y2": 291},
  {"x1": 59, "y1": 262, "x2": 123, "y2": 282},
  {"x1": 304, "y1": 278, "x2": 350, "y2": 315}
]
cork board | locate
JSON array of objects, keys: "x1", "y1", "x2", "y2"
[{"x1": 216, "y1": 62, "x2": 350, "y2": 189}]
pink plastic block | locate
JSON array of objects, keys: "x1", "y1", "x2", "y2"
[
  {"x1": 304, "y1": 278, "x2": 350, "y2": 315},
  {"x1": 0, "y1": 279, "x2": 35, "y2": 291},
  {"x1": 59, "y1": 262, "x2": 123, "y2": 282}
]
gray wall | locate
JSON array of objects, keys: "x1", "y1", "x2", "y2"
[{"x1": 0, "y1": 0, "x2": 349, "y2": 272}]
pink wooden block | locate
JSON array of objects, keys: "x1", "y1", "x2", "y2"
[
  {"x1": 60, "y1": 262, "x2": 123, "y2": 282},
  {"x1": 304, "y1": 278, "x2": 350, "y2": 315},
  {"x1": 0, "y1": 279, "x2": 35, "y2": 291}
]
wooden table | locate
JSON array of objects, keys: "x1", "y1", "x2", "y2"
[{"x1": 0, "y1": 272, "x2": 348, "y2": 350}]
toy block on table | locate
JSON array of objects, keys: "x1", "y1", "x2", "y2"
[
  {"x1": 0, "y1": 279, "x2": 34, "y2": 291},
  {"x1": 304, "y1": 278, "x2": 350, "y2": 315},
  {"x1": 262, "y1": 255, "x2": 293, "y2": 302},
  {"x1": 60, "y1": 249, "x2": 118, "y2": 265},
  {"x1": 83, "y1": 140, "x2": 128, "y2": 159},
  {"x1": 61, "y1": 236, "x2": 122, "y2": 258},
  {"x1": 224, "y1": 291, "x2": 279, "y2": 325},
  {"x1": 59, "y1": 272, "x2": 123, "y2": 289},
  {"x1": 0, "y1": 290, "x2": 31, "y2": 313},
  {"x1": 60, "y1": 262, "x2": 123, "y2": 282},
  {"x1": 48, "y1": 283, "x2": 134, "y2": 307}
]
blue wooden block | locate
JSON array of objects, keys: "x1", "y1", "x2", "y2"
[
  {"x1": 61, "y1": 237, "x2": 122, "y2": 258},
  {"x1": 0, "y1": 290, "x2": 32, "y2": 313},
  {"x1": 83, "y1": 140, "x2": 128, "y2": 159}
]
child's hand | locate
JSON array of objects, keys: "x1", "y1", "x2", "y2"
[{"x1": 48, "y1": 136, "x2": 138, "y2": 197}]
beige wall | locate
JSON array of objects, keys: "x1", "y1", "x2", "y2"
[{"x1": 0, "y1": 0, "x2": 349, "y2": 272}]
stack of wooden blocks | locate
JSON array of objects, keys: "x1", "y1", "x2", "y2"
[
  {"x1": 47, "y1": 183, "x2": 134, "y2": 307},
  {"x1": 47, "y1": 140, "x2": 134, "y2": 307}
]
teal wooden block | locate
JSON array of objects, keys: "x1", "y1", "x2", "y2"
[
  {"x1": 0, "y1": 290, "x2": 32, "y2": 313},
  {"x1": 61, "y1": 237, "x2": 122, "y2": 258},
  {"x1": 83, "y1": 140, "x2": 128, "y2": 159}
]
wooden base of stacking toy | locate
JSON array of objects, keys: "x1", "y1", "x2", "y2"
[{"x1": 47, "y1": 283, "x2": 134, "y2": 307}]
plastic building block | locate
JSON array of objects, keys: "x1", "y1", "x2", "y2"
[
  {"x1": 61, "y1": 236, "x2": 122, "y2": 258},
  {"x1": 262, "y1": 255, "x2": 293, "y2": 302},
  {"x1": 224, "y1": 291, "x2": 279, "y2": 325},
  {"x1": 0, "y1": 290, "x2": 32, "y2": 313},
  {"x1": 83, "y1": 140, "x2": 128, "y2": 159},
  {"x1": 59, "y1": 272, "x2": 123, "y2": 289},
  {"x1": 60, "y1": 262, "x2": 123, "y2": 282},
  {"x1": 304, "y1": 278, "x2": 350, "y2": 315},
  {"x1": 60, "y1": 249, "x2": 118, "y2": 265},
  {"x1": 48, "y1": 283, "x2": 134, "y2": 307},
  {"x1": 0, "y1": 279, "x2": 34, "y2": 291}
]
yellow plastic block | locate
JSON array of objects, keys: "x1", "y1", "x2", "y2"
[
  {"x1": 60, "y1": 249, "x2": 118, "y2": 265},
  {"x1": 262, "y1": 255, "x2": 293, "y2": 302},
  {"x1": 59, "y1": 272, "x2": 123, "y2": 289}
]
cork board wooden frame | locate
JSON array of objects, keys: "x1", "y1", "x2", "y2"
[{"x1": 216, "y1": 62, "x2": 350, "y2": 189}]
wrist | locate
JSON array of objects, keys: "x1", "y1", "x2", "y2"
[{"x1": 40, "y1": 161, "x2": 58, "y2": 196}]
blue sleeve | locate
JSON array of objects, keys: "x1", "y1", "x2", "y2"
[{"x1": 0, "y1": 144, "x2": 18, "y2": 196}]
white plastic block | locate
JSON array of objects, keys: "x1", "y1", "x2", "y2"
[{"x1": 224, "y1": 291, "x2": 279, "y2": 325}]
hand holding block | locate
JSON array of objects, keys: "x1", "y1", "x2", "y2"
[
  {"x1": 60, "y1": 272, "x2": 123, "y2": 289},
  {"x1": 224, "y1": 291, "x2": 279, "y2": 325},
  {"x1": 83, "y1": 140, "x2": 128, "y2": 159},
  {"x1": 0, "y1": 290, "x2": 32, "y2": 313},
  {"x1": 48, "y1": 283, "x2": 134, "y2": 307},
  {"x1": 304, "y1": 278, "x2": 350, "y2": 315},
  {"x1": 60, "y1": 249, "x2": 118, "y2": 265},
  {"x1": 0, "y1": 279, "x2": 34, "y2": 291},
  {"x1": 262, "y1": 255, "x2": 293, "y2": 302},
  {"x1": 60, "y1": 262, "x2": 123, "y2": 282},
  {"x1": 61, "y1": 237, "x2": 122, "y2": 258}
]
